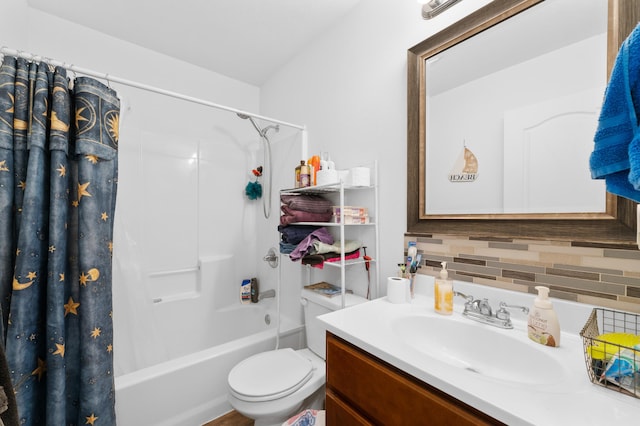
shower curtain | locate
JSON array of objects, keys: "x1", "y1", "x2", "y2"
[{"x1": 0, "y1": 56, "x2": 119, "y2": 425}]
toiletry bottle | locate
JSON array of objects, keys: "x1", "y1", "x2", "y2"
[
  {"x1": 300, "y1": 162, "x2": 310, "y2": 187},
  {"x1": 308, "y1": 155, "x2": 320, "y2": 185},
  {"x1": 434, "y1": 261, "x2": 453, "y2": 315},
  {"x1": 407, "y1": 241, "x2": 417, "y2": 265},
  {"x1": 250, "y1": 277, "x2": 259, "y2": 303},
  {"x1": 527, "y1": 286, "x2": 560, "y2": 347},
  {"x1": 240, "y1": 279, "x2": 251, "y2": 304},
  {"x1": 295, "y1": 160, "x2": 304, "y2": 188}
]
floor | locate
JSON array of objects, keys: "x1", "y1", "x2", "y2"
[{"x1": 203, "y1": 410, "x2": 254, "y2": 426}]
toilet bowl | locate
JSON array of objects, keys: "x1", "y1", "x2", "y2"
[
  {"x1": 227, "y1": 290, "x2": 366, "y2": 426},
  {"x1": 227, "y1": 348, "x2": 325, "y2": 426}
]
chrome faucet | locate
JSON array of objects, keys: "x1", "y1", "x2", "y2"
[
  {"x1": 455, "y1": 292, "x2": 528, "y2": 329},
  {"x1": 258, "y1": 289, "x2": 276, "y2": 301}
]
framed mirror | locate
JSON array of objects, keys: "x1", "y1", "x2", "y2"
[{"x1": 407, "y1": 0, "x2": 638, "y2": 243}]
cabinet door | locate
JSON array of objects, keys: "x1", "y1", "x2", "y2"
[
  {"x1": 326, "y1": 389, "x2": 373, "y2": 426},
  {"x1": 326, "y1": 333, "x2": 502, "y2": 426}
]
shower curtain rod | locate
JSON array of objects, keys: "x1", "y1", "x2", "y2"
[{"x1": 0, "y1": 46, "x2": 307, "y2": 132}]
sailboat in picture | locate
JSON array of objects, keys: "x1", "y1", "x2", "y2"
[{"x1": 448, "y1": 142, "x2": 478, "y2": 182}]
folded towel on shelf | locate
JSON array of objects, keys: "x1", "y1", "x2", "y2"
[
  {"x1": 289, "y1": 227, "x2": 334, "y2": 261},
  {"x1": 590, "y1": 22, "x2": 640, "y2": 201},
  {"x1": 301, "y1": 249, "x2": 361, "y2": 269},
  {"x1": 279, "y1": 241, "x2": 297, "y2": 255},
  {"x1": 280, "y1": 193, "x2": 333, "y2": 213},
  {"x1": 280, "y1": 205, "x2": 332, "y2": 226},
  {"x1": 313, "y1": 240, "x2": 362, "y2": 255},
  {"x1": 278, "y1": 224, "x2": 321, "y2": 245},
  {"x1": 324, "y1": 249, "x2": 361, "y2": 263}
]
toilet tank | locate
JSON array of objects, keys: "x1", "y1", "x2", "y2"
[{"x1": 301, "y1": 289, "x2": 367, "y2": 360}]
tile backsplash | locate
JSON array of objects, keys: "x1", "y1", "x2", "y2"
[{"x1": 405, "y1": 234, "x2": 640, "y2": 314}]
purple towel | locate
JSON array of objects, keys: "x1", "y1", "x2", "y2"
[
  {"x1": 280, "y1": 205, "x2": 332, "y2": 226},
  {"x1": 289, "y1": 227, "x2": 333, "y2": 261},
  {"x1": 280, "y1": 193, "x2": 333, "y2": 213}
]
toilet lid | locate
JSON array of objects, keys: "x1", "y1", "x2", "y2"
[{"x1": 228, "y1": 348, "x2": 314, "y2": 402}]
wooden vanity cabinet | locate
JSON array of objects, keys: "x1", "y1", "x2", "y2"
[{"x1": 326, "y1": 332, "x2": 504, "y2": 426}]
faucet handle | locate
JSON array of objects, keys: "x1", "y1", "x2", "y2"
[{"x1": 496, "y1": 302, "x2": 529, "y2": 320}]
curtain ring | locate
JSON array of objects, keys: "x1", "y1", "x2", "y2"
[
  {"x1": 65, "y1": 63, "x2": 77, "y2": 82},
  {"x1": 105, "y1": 73, "x2": 111, "y2": 88}
]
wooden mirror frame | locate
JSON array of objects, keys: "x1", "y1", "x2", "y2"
[{"x1": 407, "y1": 0, "x2": 639, "y2": 245}]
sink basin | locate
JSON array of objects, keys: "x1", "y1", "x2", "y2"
[{"x1": 391, "y1": 315, "x2": 566, "y2": 385}]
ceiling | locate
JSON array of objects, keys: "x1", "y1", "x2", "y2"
[{"x1": 27, "y1": 0, "x2": 363, "y2": 86}]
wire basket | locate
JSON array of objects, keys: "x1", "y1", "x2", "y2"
[{"x1": 580, "y1": 308, "x2": 640, "y2": 398}]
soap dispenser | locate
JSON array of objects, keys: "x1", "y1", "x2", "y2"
[
  {"x1": 527, "y1": 286, "x2": 560, "y2": 347},
  {"x1": 434, "y1": 261, "x2": 453, "y2": 315}
]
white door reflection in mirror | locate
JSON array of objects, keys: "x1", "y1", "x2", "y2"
[{"x1": 503, "y1": 88, "x2": 605, "y2": 214}]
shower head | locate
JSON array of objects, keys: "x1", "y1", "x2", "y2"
[
  {"x1": 261, "y1": 124, "x2": 280, "y2": 136},
  {"x1": 237, "y1": 113, "x2": 279, "y2": 138}
]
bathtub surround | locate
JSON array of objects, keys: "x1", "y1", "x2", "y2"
[
  {"x1": 0, "y1": 57, "x2": 119, "y2": 424},
  {"x1": 406, "y1": 234, "x2": 640, "y2": 314},
  {"x1": 115, "y1": 310, "x2": 303, "y2": 426}
]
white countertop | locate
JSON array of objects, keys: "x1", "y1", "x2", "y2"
[{"x1": 318, "y1": 278, "x2": 640, "y2": 425}]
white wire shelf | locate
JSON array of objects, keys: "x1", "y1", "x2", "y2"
[
  {"x1": 281, "y1": 182, "x2": 375, "y2": 195},
  {"x1": 322, "y1": 258, "x2": 376, "y2": 268},
  {"x1": 289, "y1": 221, "x2": 376, "y2": 227}
]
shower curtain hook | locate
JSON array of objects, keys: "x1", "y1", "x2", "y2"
[{"x1": 105, "y1": 73, "x2": 111, "y2": 88}]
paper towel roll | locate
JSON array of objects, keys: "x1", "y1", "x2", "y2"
[
  {"x1": 387, "y1": 277, "x2": 410, "y2": 304},
  {"x1": 349, "y1": 167, "x2": 370, "y2": 187}
]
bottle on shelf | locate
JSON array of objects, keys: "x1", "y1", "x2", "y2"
[
  {"x1": 295, "y1": 160, "x2": 305, "y2": 188},
  {"x1": 300, "y1": 162, "x2": 311, "y2": 187}
]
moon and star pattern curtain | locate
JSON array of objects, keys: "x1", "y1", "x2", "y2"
[{"x1": 0, "y1": 55, "x2": 119, "y2": 425}]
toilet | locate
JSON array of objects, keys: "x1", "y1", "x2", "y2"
[{"x1": 227, "y1": 289, "x2": 365, "y2": 426}]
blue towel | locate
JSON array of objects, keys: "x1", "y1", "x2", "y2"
[{"x1": 590, "y1": 23, "x2": 640, "y2": 202}]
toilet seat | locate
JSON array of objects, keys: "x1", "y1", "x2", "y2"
[{"x1": 228, "y1": 348, "x2": 314, "y2": 403}]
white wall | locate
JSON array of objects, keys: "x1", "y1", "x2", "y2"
[
  {"x1": 1, "y1": 0, "x2": 28, "y2": 47},
  {"x1": 261, "y1": 0, "x2": 494, "y2": 298}
]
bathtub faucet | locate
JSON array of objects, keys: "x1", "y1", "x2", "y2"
[{"x1": 258, "y1": 289, "x2": 276, "y2": 301}]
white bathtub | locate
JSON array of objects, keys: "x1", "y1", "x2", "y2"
[{"x1": 114, "y1": 304, "x2": 304, "y2": 426}]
